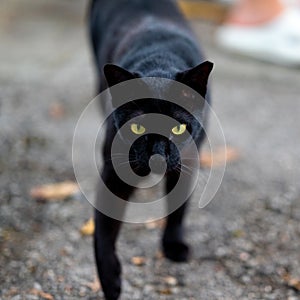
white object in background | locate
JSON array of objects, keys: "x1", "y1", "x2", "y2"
[
  {"x1": 216, "y1": 0, "x2": 299, "y2": 9},
  {"x1": 216, "y1": 8, "x2": 300, "y2": 65}
]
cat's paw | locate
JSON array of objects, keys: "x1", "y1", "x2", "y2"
[
  {"x1": 102, "y1": 278, "x2": 121, "y2": 300},
  {"x1": 96, "y1": 253, "x2": 121, "y2": 300},
  {"x1": 162, "y1": 240, "x2": 190, "y2": 262}
]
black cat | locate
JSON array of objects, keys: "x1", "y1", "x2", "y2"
[{"x1": 89, "y1": 0, "x2": 213, "y2": 299}]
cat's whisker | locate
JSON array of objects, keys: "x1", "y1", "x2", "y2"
[
  {"x1": 104, "y1": 157, "x2": 125, "y2": 163},
  {"x1": 117, "y1": 159, "x2": 140, "y2": 166},
  {"x1": 110, "y1": 153, "x2": 130, "y2": 158},
  {"x1": 181, "y1": 163, "x2": 198, "y2": 173},
  {"x1": 182, "y1": 163, "x2": 208, "y2": 181},
  {"x1": 175, "y1": 165, "x2": 193, "y2": 177},
  {"x1": 104, "y1": 154, "x2": 135, "y2": 163}
]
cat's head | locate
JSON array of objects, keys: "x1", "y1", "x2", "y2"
[{"x1": 103, "y1": 61, "x2": 213, "y2": 175}]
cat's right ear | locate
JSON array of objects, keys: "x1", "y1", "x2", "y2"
[
  {"x1": 104, "y1": 64, "x2": 136, "y2": 87},
  {"x1": 177, "y1": 61, "x2": 214, "y2": 98}
]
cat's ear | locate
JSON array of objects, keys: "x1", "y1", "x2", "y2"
[
  {"x1": 104, "y1": 64, "x2": 136, "y2": 87},
  {"x1": 177, "y1": 61, "x2": 214, "y2": 98}
]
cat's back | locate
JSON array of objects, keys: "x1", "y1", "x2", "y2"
[
  {"x1": 90, "y1": 0, "x2": 197, "y2": 66},
  {"x1": 90, "y1": 0, "x2": 185, "y2": 24},
  {"x1": 89, "y1": 0, "x2": 190, "y2": 48}
]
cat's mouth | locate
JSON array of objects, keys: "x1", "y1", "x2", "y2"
[{"x1": 129, "y1": 156, "x2": 180, "y2": 176}]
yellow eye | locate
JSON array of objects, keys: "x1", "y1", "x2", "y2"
[
  {"x1": 172, "y1": 124, "x2": 187, "y2": 135},
  {"x1": 131, "y1": 123, "x2": 146, "y2": 135}
]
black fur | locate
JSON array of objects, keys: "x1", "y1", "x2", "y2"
[{"x1": 89, "y1": 1, "x2": 213, "y2": 299}]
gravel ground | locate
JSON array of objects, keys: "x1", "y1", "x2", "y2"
[{"x1": 1, "y1": 1, "x2": 300, "y2": 299}]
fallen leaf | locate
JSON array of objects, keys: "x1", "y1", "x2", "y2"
[
  {"x1": 84, "y1": 278, "x2": 101, "y2": 293},
  {"x1": 163, "y1": 276, "x2": 177, "y2": 286},
  {"x1": 39, "y1": 291, "x2": 54, "y2": 300},
  {"x1": 289, "y1": 278, "x2": 300, "y2": 291},
  {"x1": 200, "y1": 146, "x2": 239, "y2": 168},
  {"x1": 155, "y1": 251, "x2": 164, "y2": 260},
  {"x1": 29, "y1": 289, "x2": 54, "y2": 300},
  {"x1": 49, "y1": 102, "x2": 65, "y2": 119},
  {"x1": 131, "y1": 256, "x2": 147, "y2": 266},
  {"x1": 57, "y1": 275, "x2": 65, "y2": 282},
  {"x1": 145, "y1": 218, "x2": 165, "y2": 230},
  {"x1": 80, "y1": 218, "x2": 95, "y2": 236},
  {"x1": 232, "y1": 229, "x2": 245, "y2": 238},
  {"x1": 158, "y1": 287, "x2": 172, "y2": 295},
  {"x1": 30, "y1": 181, "x2": 79, "y2": 201},
  {"x1": 64, "y1": 284, "x2": 72, "y2": 295},
  {"x1": 282, "y1": 271, "x2": 300, "y2": 291}
]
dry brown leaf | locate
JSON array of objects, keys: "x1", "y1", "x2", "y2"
[
  {"x1": 30, "y1": 181, "x2": 79, "y2": 201},
  {"x1": 29, "y1": 289, "x2": 54, "y2": 300},
  {"x1": 49, "y1": 102, "x2": 65, "y2": 119},
  {"x1": 282, "y1": 272, "x2": 300, "y2": 291},
  {"x1": 145, "y1": 218, "x2": 165, "y2": 230},
  {"x1": 57, "y1": 275, "x2": 64, "y2": 282},
  {"x1": 200, "y1": 146, "x2": 239, "y2": 168},
  {"x1": 289, "y1": 278, "x2": 300, "y2": 291},
  {"x1": 232, "y1": 229, "x2": 245, "y2": 238},
  {"x1": 80, "y1": 218, "x2": 95, "y2": 236},
  {"x1": 163, "y1": 276, "x2": 178, "y2": 286},
  {"x1": 39, "y1": 291, "x2": 54, "y2": 300},
  {"x1": 64, "y1": 284, "x2": 72, "y2": 295},
  {"x1": 84, "y1": 278, "x2": 101, "y2": 293},
  {"x1": 158, "y1": 287, "x2": 172, "y2": 295},
  {"x1": 131, "y1": 256, "x2": 147, "y2": 266},
  {"x1": 155, "y1": 250, "x2": 164, "y2": 260}
]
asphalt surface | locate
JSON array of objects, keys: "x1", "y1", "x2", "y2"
[{"x1": 1, "y1": 1, "x2": 300, "y2": 299}]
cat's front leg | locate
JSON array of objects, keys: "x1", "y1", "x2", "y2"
[
  {"x1": 162, "y1": 201, "x2": 190, "y2": 262},
  {"x1": 162, "y1": 172, "x2": 190, "y2": 262},
  {"x1": 94, "y1": 165, "x2": 134, "y2": 300},
  {"x1": 94, "y1": 210, "x2": 122, "y2": 300}
]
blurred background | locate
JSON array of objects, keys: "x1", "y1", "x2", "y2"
[{"x1": 1, "y1": 0, "x2": 300, "y2": 299}]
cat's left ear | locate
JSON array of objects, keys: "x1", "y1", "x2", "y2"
[
  {"x1": 177, "y1": 61, "x2": 214, "y2": 98},
  {"x1": 104, "y1": 64, "x2": 136, "y2": 88}
]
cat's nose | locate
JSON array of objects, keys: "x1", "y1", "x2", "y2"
[{"x1": 149, "y1": 154, "x2": 167, "y2": 174}]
